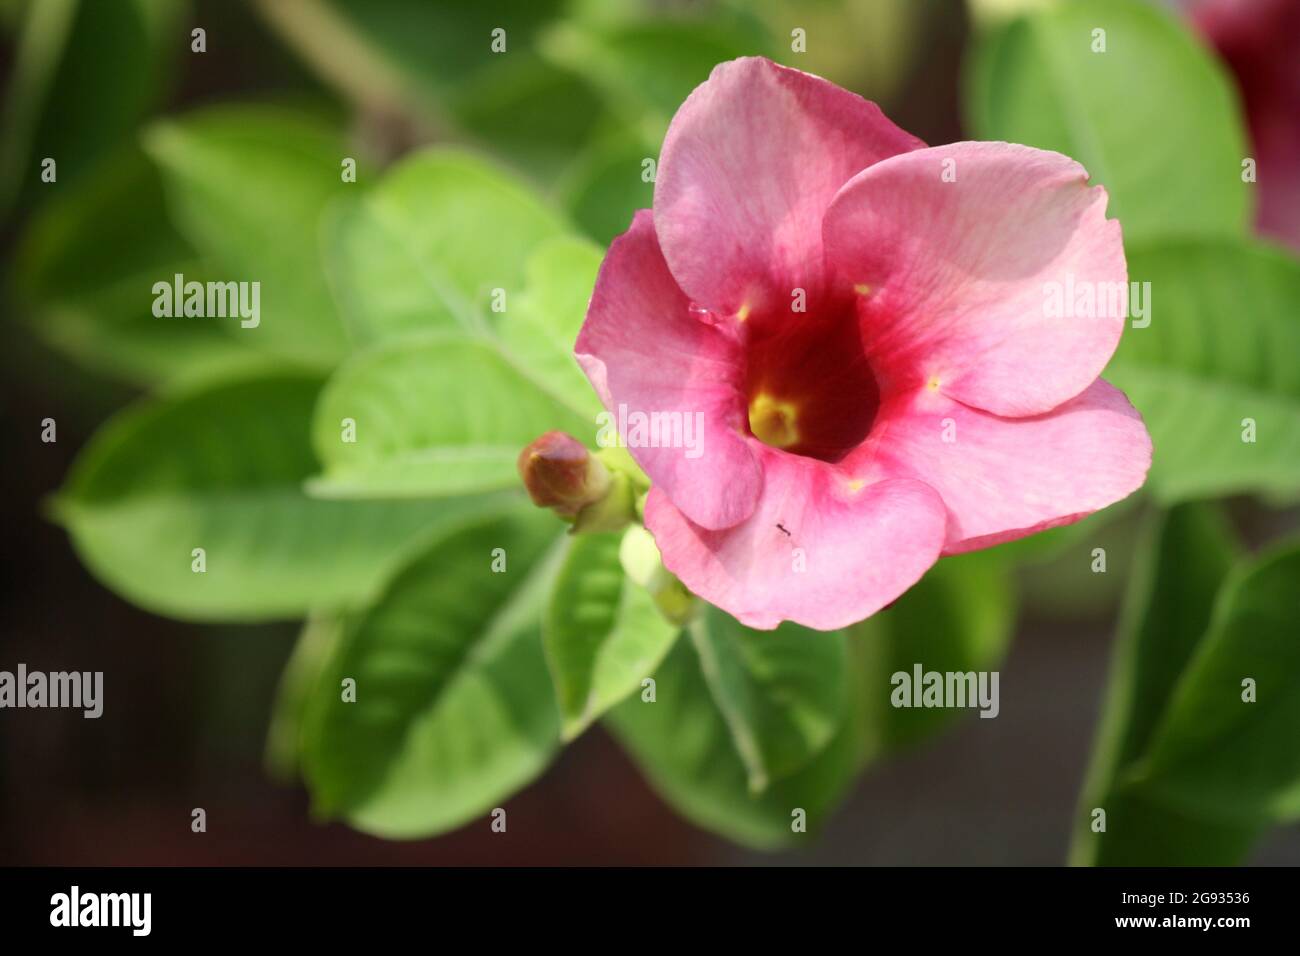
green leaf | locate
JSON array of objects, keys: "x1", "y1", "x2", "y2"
[
  {"x1": 0, "y1": 0, "x2": 181, "y2": 216},
  {"x1": 251, "y1": 0, "x2": 599, "y2": 176},
  {"x1": 965, "y1": 0, "x2": 1251, "y2": 242},
  {"x1": 497, "y1": 235, "x2": 606, "y2": 420},
  {"x1": 1095, "y1": 507, "x2": 1240, "y2": 774},
  {"x1": 306, "y1": 0, "x2": 567, "y2": 99},
  {"x1": 312, "y1": 202, "x2": 602, "y2": 500},
  {"x1": 1106, "y1": 239, "x2": 1300, "y2": 503},
  {"x1": 1070, "y1": 503, "x2": 1244, "y2": 866},
  {"x1": 754, "y1": 0, "x2": 928, "y2": 102},
  {"x1": 543, "y1": 531, "x2": 679, "y2": 740},
  {"x1": 608, "y1": 554, "x2": 1014, "y2": 848},
  {"x1": 1131, "y1": 537, "x2": 1300, "y2": 825},
  {"x1": 606, "y1": 634, "x2": 864, "y2": 850},
  {"x1": 12, "y1": 144, "x2": 262, "y2": 388},
  {"x1": 143, "y1": 105, "x2": 353, "y2": 367},
  {"x1": 1076, "y1": 788, "x2": 1262, "y2": 867},
  {"x1": 540, "y1": 14, "x2": 772, "y2": 141},
  {"x1": 558, "y1": 132, "x2": 655, "y2": 245},
  {"x1": 688, "y1": 608, "x2": 849, "y2": 792},
  {"x1": 309, "y1": 332, "x2": 594, "y2": 499},
  {"x1": 265, "y1": 614, "x2": 345, "y2": 781},
  {"x1": 967, "y1": 0, "x2": 1060, "y2": 29},
  {"x1": 323, "y1": 148, "x2": 568, "y2": 347},
  {"x1": 448, "y1": 52, "x2": 606, "y2": 182},
  {"x1": 303, "y1": 509, "x2": 564, "y2": 839},
  {"x1": 851, "y1": 552, "x2": 1016, "y2": 754},
  {"x1": 54, "y1": 373, "x2": 506, "y2": 621}
]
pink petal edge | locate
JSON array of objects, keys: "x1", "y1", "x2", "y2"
[
  {"x1": 575, "y1": 210, "x2": 762, "y2": 530},
  {"x1": 654, "y1": 56, "x2": 925, "y2": 321},
  {"x1": 645, "y1": 448, "x2": 948, "y2": 631},
  {"x1": 824, "y1": 141, "x2": 1127, "y2": 416}
]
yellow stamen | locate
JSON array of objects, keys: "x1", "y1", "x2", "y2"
[
  {"x1": 748, "y1": 393, "x2": 800, "y2": 449},
  {"x1": 845, "y1": 478, "x2": 866, "y2": 493},
  {"x1": 926, "y1": 375, "x2": 942, "y2": 392},
  {"x1": 854, "y1": 283, "x2": 872, "y2": 297},
  {"x1": 736, "y1": 303, "x2": 751, "y2": 322}
]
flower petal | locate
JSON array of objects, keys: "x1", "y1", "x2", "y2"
[
  {"x1": 645, "y1": 447, "x2": 947, "y2": 630},
  {"x1": 576, "y1": 210, "x2": 761, "y2": 530},
  {"x1": 846, "y1": 378, "x2": 1152, "y2": 553},
  {"x1": 654, "y1": 56, "x2": 924, "y2": 320},
  {"x1": 824, "y1": 141, "x2": 1127, "y2": 416}
]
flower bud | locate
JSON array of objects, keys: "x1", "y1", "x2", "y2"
[
  {"x1": 518, "y1": 431, "x2": 611, "y2": 517},
  {"x1": 619, "y1": 525, "x2": 698, "y2": 626}
]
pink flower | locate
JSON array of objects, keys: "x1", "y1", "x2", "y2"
[
  {"x1": 1183, "y1": 0, "x2": 1300, "y2": 248},
  {"x1": 575, "y1": 57, "x2": 1151, "y2": 631}
]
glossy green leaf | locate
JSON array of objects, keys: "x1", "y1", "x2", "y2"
[
  {"x1": 303, "y1": 509, "x2": 564, "y2": 839},
  {"x1": 143, "y1": 106, "x2": 353, "y2": 367},
  {"x1": 497, "y1": 235, "x2": 605, "y2": 420},
  {"x1": 54, "y1": 373, "x2": 505, "y2": 621},
  {"x1": 966, "y1": 0, "x2": 1251, "y2": 242},
  {"x1": 13, "y1": 144, "x2": 262, "y2": 388},
  {"x1": 543, "y1": 531, "x2": 679, "y2": 740},
  {"x1": 689, "y1": 608, "x2": 849, "y2": 792},
  {"x1": 1070, "y1": 503, "x2": 1244, "y2": 866},
  {"x1": 1131, "y1": 538, "x2": 1300, "y2": 825},
  {"x1": 606, "y1": 634, "x2": 864, "y2": 850},
  {"x1": 1107, "y1": 239, "x2": 1300, "y2": 503},
  {"x1": 323, "y1": 148, "x2": 568, "y2": 346},
  {"x1": 607, "y1": 552, "x2": 1015, "y2": 848},
  {"x1": 309, "y1": 332, "x2": 594, "y2": 499}
]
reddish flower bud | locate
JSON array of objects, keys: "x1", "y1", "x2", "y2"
[{"x1": 518, "y1": 431, "x2": 610, "y2": 517}]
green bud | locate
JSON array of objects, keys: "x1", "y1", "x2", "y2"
[{"x1": 618, "y1": 525, "x2": 697, "y2": 626}]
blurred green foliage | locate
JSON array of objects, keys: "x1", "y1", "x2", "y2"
[
  {"x1": 966, "y1": 0, "x2": 1253, "y2": 241},
  {"x1": 1071, "y1": 504, "x2": 1300, "y2": 865},
  {"x1": 544, "y1": 530, "x2": 679, "y2": 740},
  {"x1": 4, "y1": 0, "x2": 1299, "y2": 862},
  {"x1": 303, "y1": 508, "x2": 563, "y2": 839}
]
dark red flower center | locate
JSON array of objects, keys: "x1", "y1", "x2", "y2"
[{"x1": 740, "y1": 299, "x2": 879, "y2": 463}]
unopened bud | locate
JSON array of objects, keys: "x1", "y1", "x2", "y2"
[{"x1": 518, "y1": 431, "x2": 610, "y2": 516}]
